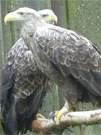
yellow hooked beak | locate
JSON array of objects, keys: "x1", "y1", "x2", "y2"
[
  {"x1": 4, "y1": 12, "x2": 21, "y2": 24},
  {"x1": 51, "y1": 14, "x2": 58, "y2": 24},
  {"x1": 46, "y1": 14, "x2": 58, "y2": 24}
]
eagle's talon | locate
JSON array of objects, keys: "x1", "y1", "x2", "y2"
[
  {"x1": 49, "y1": 111, "x2": 63, "y2": 124},
  {"x1": 49, "y1": 102, "x2": 69, "y2": 124}
]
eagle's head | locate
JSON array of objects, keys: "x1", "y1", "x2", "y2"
[
  {"x1": 4, "y1": 7, "x2": 57, "y2": 24},
  {"x1": 38, "y1": 9, "x2": 57, "y2": 24}
]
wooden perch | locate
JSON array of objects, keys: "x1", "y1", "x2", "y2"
[{"x1": 31, "y1": 109, "x2": 101, "y2": 134}]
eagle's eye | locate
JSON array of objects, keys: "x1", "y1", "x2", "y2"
[
  {"x1": 18, "y1": 12, "x2": 24, "y2": 15},
  {"x1": 42, "y1": 14, "x2": 48, "y2": 17}
]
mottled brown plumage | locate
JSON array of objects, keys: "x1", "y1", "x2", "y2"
[
  {"x1": 27, "y1": 23, "x2": 101, "y2": 113},
  {"x1": 21, "y1": 8, "x2": 101, "y2": 110}
]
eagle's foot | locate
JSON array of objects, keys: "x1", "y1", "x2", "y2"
[
  {"x1": 49, "y1": 109, "x2": 68, "y2": 125},
  {"x1": 49, "y1": 110, "x2": 63, "y2": 124},
  {"x1": 49, "y1": 102, "x2": 69, "y2": 124},
  {"x1": 54, "y1": 110, "x2": 63, "y2": 124}
]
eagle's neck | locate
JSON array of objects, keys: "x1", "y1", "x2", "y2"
[
  {"x1": 21, "y1": 18, "x2": 45, "y2": 39},
  {"x1": 21, "y1": 17, "x2": 49, "y2": 73}
]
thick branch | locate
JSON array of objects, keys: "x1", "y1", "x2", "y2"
[{"x1": 31, "y1": 109, "x2": 101, "y2": 133}]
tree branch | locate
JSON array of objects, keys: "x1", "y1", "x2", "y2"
[{"x1": 31, "y1": 109, "x2": 101, "y2": 134}]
